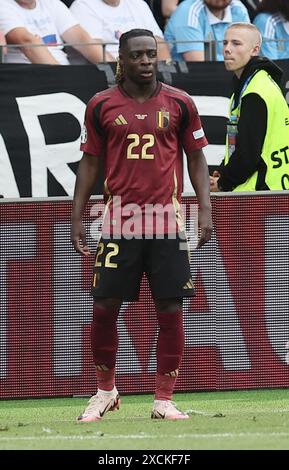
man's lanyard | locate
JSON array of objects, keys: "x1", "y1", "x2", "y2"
[
  {"x1": 227, "y1": 72, "x2": 257, "y2": 159},
  {"x1": 230, "y1": 71, "x2": 257, "y2": 113}
]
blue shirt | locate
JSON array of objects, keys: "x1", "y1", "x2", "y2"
[
  {"x1": 164, "y1": 0, "x2": 250, "y2": 61},
  {"x1": 253, "y1": 12, "x2": 289, "y2": 60}
]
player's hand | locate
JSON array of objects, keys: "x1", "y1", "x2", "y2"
[
  {"x1": 71, "y1": 220, "x2": 91, "y2": 256},
  {"x1": 197, "y1": 207, "x2": 213, "y2": 248}
]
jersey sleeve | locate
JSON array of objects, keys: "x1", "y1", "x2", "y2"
[
  {"x1": 175, "y1": 26, "x2": 204, "y2": 54},
  {"x1": 253, "y1": 13, "x2": 279, "y2": 60},
  {"x1": 180, "y1": 95, "x2": 208, "y2": 154},
  {"x1": 166, "y1": 1, "x2": 204, "y2": 54},
  {"x1": 235, "y1": 3, "x2": 251, "y2": 23},
  {"x1": 80, "y1": 97, "x2": 104, "y2": 157}
]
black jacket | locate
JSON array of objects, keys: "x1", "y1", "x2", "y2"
[{"x1": 218, "y1": 57, "x2": 283, "y2": 191}]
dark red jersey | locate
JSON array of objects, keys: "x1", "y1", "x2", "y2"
[{"x1": 81, "y1": 82, "x2": 207, "y2": 234}]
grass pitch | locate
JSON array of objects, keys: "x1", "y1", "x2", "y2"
[{"x1": 0, "y1": 389, "x2": 289, "y2": 450}]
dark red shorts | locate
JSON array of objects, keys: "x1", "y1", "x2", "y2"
[{"x1": 91, "y1": 233, "x2": 195, "y2": 301}]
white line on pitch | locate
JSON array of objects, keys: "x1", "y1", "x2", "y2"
[{"x1": 1, "y1": 432, "x2": 289, "y2": 442}]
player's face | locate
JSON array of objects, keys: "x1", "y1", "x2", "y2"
[
  {"x1": 223, "y1": 27, "x2": 260, "y2": 78},
  {"x1": 121, "y1": 36, "x2": 158, "y2": 85}
]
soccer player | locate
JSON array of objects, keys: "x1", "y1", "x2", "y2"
[{"x1": 71, "y1": 28, "x2": 213, "y2": 421}]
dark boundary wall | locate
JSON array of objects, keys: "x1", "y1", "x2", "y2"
[
  {"x1": 0, "y1": 193, "x2": 288, "y2": 399},
  {"x1": 0, "y1": 61, "x2": 288, "y2": 198}
]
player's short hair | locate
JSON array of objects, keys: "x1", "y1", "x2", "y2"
[
  {"x1": 119, "y1": 29, "x2": 156, "y2": 51},
  {"x1": 226, "y1": 22, "x2": 262, "y2": 47}
]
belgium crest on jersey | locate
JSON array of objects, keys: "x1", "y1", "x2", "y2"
[{"x1": 156, "y1": 110, "x2": 170, "y2": 129}]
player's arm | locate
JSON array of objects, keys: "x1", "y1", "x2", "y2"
[
  {"x1": 6, "y1": 27, "x2": 60, "y2": 64},
  {"x1": 71, "y1": 152, "x2": 101, "y2": 255},
  {"x1": 186, "y1": 149, "x2": 213, "y2": 248}
]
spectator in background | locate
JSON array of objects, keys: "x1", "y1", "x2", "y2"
[
  {"x1": 164, "y1": 0, "x2": 250, "y2": 61},
  {"x1": 0, "y1": 0, "x2": 113, "y2": 64},
  {"x1": 0, "y1": 30, "x2": 7, "y2": 58},
  {"x1": 210, "y1": 23, "x2": 289, "y2": 192},
  {"x1": 70, "y1": 0, "x2": 171, "y2": 61},
  {"x1": 145, "y1": 0, "x2": 182, "y2": 31},
  {"x1": 241, "y1": 0, "x2": 260, "y2": 21},
  {"x1": 253, "y1": 0, "x2": 289, "y2": 60}
]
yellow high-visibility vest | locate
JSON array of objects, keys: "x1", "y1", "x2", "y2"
[{"x1": 225, "y1": 69, "x2": 289, "y2": 191}]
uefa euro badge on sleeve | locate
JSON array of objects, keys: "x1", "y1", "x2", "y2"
[
  {"x1": 81, "y1": 124, "x2": 88, "y2": 144},
  {"x1": 227, "y1": 116, "x2": 238, "y2": 158}
]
